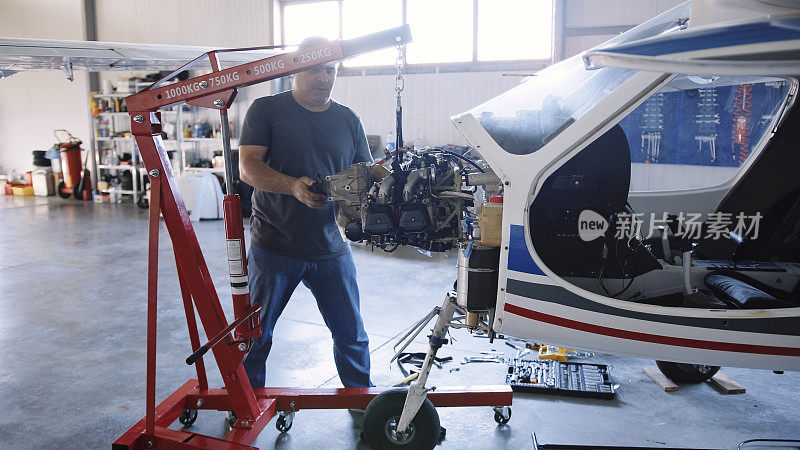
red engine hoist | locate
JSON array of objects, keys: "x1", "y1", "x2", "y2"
[{"x1": 113, "y1": 25, "x2": 511, "y2": 450}]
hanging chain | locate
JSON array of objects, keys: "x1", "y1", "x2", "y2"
[
  {"x1": 395, "y1": 41, "x2": 406, "y2": 98},
  {"x1": 393, "y1": 41, "x2": 406, "y2": 164}
]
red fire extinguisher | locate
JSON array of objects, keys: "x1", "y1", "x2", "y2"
[{"x1": 54, "y1": 130, "x2": 91, "y2": 200}]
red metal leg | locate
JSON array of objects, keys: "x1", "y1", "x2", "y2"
[
  {"x1": 175, "y1": 256, "x2": 209, "y2": 390},
  {"x1": 183, "y1": 385, "x2": 513, "y2": 412},
  {"x1": 113, "y1": 380, "x2": 199, "y2": 450},
  {"x1": 145, "y1": 173, "x2": 161, "y2": 438},
  {"x1": 113, "y1": 380, "x2": 512, "y2": 449}
]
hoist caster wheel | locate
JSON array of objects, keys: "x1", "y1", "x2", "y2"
[
  {"x1": 363, "y1": 388, "x2": 440, "y2": 450},
  {"x1": 276, "y1": 413, "x2": 293, "y2": 433},
  {"x1": 225, "y1": 411, "x2": 237, "y2": 427},
  {"x1": 493, "y1": 406, "x2": 511, "y2": 424},
  {"x1": 178, "y1": 408, "x2": 198, "y2": 426}
]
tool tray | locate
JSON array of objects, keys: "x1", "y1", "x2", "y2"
[{"x1": 506, "y1": 359, "x2": 615, "y2": 399}]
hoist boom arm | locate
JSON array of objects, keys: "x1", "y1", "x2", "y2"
[{"x1": 126, "y1": 25, "x2": 411, "y2": 113}]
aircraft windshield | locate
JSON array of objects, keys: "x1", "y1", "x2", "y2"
[{"x1": 470, "y1": 57, "x2": 634, "y2": 155}]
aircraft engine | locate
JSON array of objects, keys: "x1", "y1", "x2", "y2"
[{"x1": 322, "y1": 148, "x2": 497, "y2": 252}]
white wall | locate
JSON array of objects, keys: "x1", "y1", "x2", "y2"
[
  {"x1": 333, "y1": 71, "x2": 528, "y2": 148},
  {"x1": 0, "y1": 0, "x2": 90, "y2": 175},
  {"x1": 94, "y1": 0, "x2": 273, "y2": 47},
  {"x1": 94, "y1": 0, "x2": 278, "y2": 116}
]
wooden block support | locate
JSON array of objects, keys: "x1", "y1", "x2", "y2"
[
  {"x1": 643, "y1": 366, "x2": 679, "y2": 392},
  {"x1": 708, "y1": 371, "x2": 746, "y2": 394}
]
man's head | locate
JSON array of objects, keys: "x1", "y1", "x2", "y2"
[{"x1": 292, "y1": 36, "x2": 340, "y2": 109}]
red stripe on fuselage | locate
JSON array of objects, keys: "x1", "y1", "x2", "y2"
[{"x1": 503, "y1": 303, "x2": 800, "y2": 356}]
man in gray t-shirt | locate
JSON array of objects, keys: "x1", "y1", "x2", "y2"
[{"x1": 238, "y1": 37, "x2": 373, "y2": 393}]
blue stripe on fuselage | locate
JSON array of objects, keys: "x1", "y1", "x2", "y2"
[{"x1": 508, "y1": 224, "x2": 545, "y2": 276}]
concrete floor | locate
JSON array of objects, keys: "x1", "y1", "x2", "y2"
[{"x1": 1, "y1": 196, "x2": 800, "y2": 449}]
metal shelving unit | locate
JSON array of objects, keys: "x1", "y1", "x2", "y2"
[
  {"x1": 90, "y1": 84, "x2": 240, "y2": 203},
  {"x1": 178, "y1": 106, "x2": 238, "y2": 174},
  {"x1": 90, "y1": 94, "x2": 148, "y2": 203}
]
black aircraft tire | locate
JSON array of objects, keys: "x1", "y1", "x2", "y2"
[
  {"x1": 656, "y1": 360, "x2": 721, "y2": 383},
  {"x1": 363, "y1": 388, "x2": 440, "y2": 450}
]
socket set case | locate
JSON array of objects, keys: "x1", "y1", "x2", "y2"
[{"x1": 506, "y1": 359, "x2": 615, "y2": 399}]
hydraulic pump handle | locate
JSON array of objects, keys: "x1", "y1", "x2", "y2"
[{"x1": 186, "y1": 303, "x2": 261, "y2": 365}]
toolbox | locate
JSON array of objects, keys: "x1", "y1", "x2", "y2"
[{"x1": 506, "y1": 358, "x2": 616, "y2": 399}]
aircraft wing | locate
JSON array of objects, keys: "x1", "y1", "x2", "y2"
[
  {"x1": 583, "y1": 14, "x2": 800, "y2": 76},
  {"x1": 0, "y1": 37, "x2": 284, "y2": 79}
]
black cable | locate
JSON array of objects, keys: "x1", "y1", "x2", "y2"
[
  {"x1": 598, "y1": 266, "x2": 613, "y2": 297},
  {"x1": 435, "y1": 149, "x2": 485, "y2": 173},
  {"x1": 612, "y1": 276, "x2": 636, "y2": 298}
]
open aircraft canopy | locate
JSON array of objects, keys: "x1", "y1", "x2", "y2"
[{"x1": 584, "y1": 13, "x2": 800, "y2": 76}]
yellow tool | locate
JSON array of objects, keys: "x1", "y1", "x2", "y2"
[
  {"x1": 393, "y1": 372, "x2": 419, "y2": 387},
  {"x1": 538, "y1": 345, "x2": 595, "y2": 361},
  {"x1": 538, "y1": 345, "x2": 575, "y2": 361}
]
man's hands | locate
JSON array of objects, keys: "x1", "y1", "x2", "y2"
[
  {"x1": 292, "y1": 176, "x2": 326, "y2": 209},
  {"x1": 240, "y1": 145, "x2": 326, "y2": 209}
]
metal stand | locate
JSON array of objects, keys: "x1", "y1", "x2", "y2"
[{"x1": 393, "y1": 293, "x2": 511, "y2": 433}]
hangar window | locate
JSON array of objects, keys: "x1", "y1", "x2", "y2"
[{"x1": 280, "y1": 0, "x2": 555, "y2": 68}]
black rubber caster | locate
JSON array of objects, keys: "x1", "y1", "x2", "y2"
[
  {"x1": 656, "y1": 360, "x2": 720, "y2": 383},
  {"x1": 493, "y1": 406, "x2": 511, "y2": 424},
  {"x1": 225, "y1": 410, "x2": 237, "y2": 427},
  {"x1": 178, "y1": 408, "x2": 198, "y2": 426},
  {"x1": 363, "y1": 388, "x2": 441, "y2": 450},
  {"x1": 276, "y1": 413, "x2": 294, "y2": 433}
]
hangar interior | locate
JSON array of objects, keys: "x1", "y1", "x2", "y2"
[{"x1": 2, "y1": 1, "x2": 800, "y2": 449}]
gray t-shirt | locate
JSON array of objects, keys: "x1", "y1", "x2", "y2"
[{"x1": 240, "y1": 90, "x2": 371, "y2": 259}]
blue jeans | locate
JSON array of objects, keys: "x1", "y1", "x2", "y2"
[{"x1": 242, "y1": 245, "x2": 372, "y2": 388}]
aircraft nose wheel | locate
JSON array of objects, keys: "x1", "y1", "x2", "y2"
[
  {"x1": 363, "y1": 388, "x2": 441, "y2": 449},
  {"x1": 493, "y1": 406, "x2": 511, "y2": 424},
  {"x1": 385, "y1": 417, "x2": 416, "y2": 444}
]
